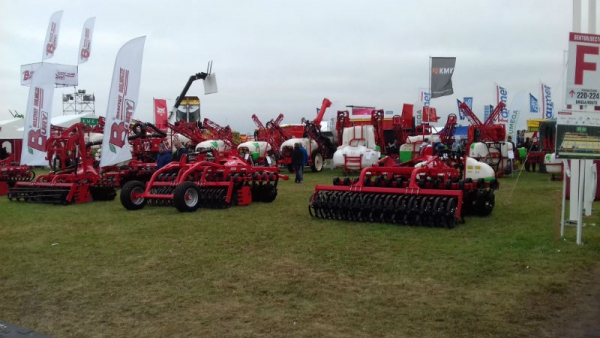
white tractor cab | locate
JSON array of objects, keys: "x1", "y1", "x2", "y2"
[
  {"x1": 468, "y1": 141, "x2": 514, "y2": 175},
  {"x1": 237, "y1": 141, "x2": 276, "y2": 166},
  {"x1": 280, "y1": 138, "x2": 322, "y2": 171},
  {"x1": 332, "y1": 125, "x2": 381, "y2": 171},
  {"x1": 399, "y1": 134, "x2": 441, "y2": 162}
]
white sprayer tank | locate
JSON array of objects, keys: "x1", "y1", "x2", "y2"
[
  {"x1": 195, "y1": 140, "x2": 231, "y2": 152},
  {"x1": 237, "y1": 141, "x2": 272, "y2": 158},
  {"x1": 281, "y1": 138, "x2": 319, "y2": 153}
]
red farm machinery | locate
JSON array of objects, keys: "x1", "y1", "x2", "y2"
[
  {"x1": 0, "y1": 155, "x2": 34, "y2": 196},
  {"x1": 309, "y1": 149, "x2": 499, "y2": 228},
  {"x1": 7, "y1": 123, "x2": 119, "y2": 204},
  {"x1": 458, "y1": 102, "x2": 511, "y2": 176},
  {"x1": 120, "y1": 148, "x2": 288, "y2": 212},
  {"x1": 237, "y1": 113, "x2": 291, "y2": 166},
  {"x1": 279, "y1": 98, "x2": 337, "y2": 172}
]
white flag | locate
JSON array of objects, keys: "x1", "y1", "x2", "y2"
[
  {"x1": 42, "y1": 10, "x2": 63, "y2": 61},
  {"x1": 21, "y1": 65, "x2": 56, "y2": 166},
  {"x1": 100, "y1": 36, "x2": 146, "y2": 167},
  {"x1": 78, "y1": 17, "x2": 95, "y2": 64}
]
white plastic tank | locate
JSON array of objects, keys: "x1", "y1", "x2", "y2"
[
  {"x1": 464, "y1": 157, "x2": 496, "y2": 181},
  {"x1": 280, "y1": 138, "x2": 319, "y2": 154},
  {"x1": 196, "y1": 139, "x2": 230, "y2": 152},
  {"x1": 237, "y1": 141, "x2": 271, "y2": 158},
  {"x1": 341, "y1": 125, "x2": 377, "y2": 148},
  {"x1": 469, "y1": 141, "x2": 513, "y2": 170},
  {"x1": 544, "y1": 153, "x2": 563, "y2": 174},
  {"x1": 332, "y1": 145, "x2": 381, "y2": 169}
]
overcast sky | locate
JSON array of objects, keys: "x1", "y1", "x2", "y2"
[{"x1": 0, "y1": 0, "x2": 593, "y2": 133}]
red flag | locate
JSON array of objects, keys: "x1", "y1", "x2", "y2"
[{"x1": 154, "y1": 98, "x2": 168, "y2": 131}]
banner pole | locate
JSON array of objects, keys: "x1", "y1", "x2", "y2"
[{"x1": 428, "y1": 56, "x2": 431, "y2": 99}]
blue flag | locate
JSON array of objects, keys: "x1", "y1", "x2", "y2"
[
  {"x1": 484, "y1": 104, "x2": 493, "y2": 121},
  {"x1": 462, "y1": 97, "x2": 473, "y2": 121},
  {"x1": 529, "y1": 94, "x2": 539, "y2": 113}
]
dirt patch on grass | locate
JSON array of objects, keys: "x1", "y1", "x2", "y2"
[{"x1": 536, "y1": 262, "x2": 600, "y2": 338}]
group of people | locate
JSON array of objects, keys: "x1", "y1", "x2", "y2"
[{"x1": 155, "y1": 139, "x2": 189, "y2": 170}]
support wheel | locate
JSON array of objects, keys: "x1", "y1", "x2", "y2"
[
  {"x1": 311, "y1": 151, "x2": 323, "y2": 172},
  {"x1": 120, "y1": 180, "x2": 146, "y2": 210},
  {"x1": 173, "y1": 181, "x2": 201, "y2": 212}
]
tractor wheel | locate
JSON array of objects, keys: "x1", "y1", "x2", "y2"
[
  {"x1": 261, "y1": 184, "x2": 278, "y2": 203},
  {"x1": 478, "y1": 191, "x2": 495, "y2": 217},
  {"x1": 311, "y1": 151, "x2": 323, "y2": 172},
  {"x1": 173, "y1": 181, "x2": 201, "y2": 212},
  {"x1": 120, "y1": 180, "x2": 146, "y2": 210}
]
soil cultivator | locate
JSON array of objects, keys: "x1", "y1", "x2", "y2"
[
  {"x1": 7, "y1": 123, "x2": 117, "y2": 204},
  {"x1": 0, "y1": 155, "x2": 35, "y2": 195},
  {"x1": 120, "y1": 148, "x2": 288, "y2": 212},
  {"x1": 308, "y1": 151, "x2": 499, "y2": 228}
]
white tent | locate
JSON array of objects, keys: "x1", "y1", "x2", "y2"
[{"x1": 0, "y1": 118, "x2": 25, "y2": 140}]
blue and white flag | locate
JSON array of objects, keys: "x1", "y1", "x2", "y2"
[
  {"x1": 419, "y1": 89, "x2": 431, "y2": 107},
  {"x1": 529, "y1": 94, "x2": 539, "y2": 113},
  {"x1": 541, "y1": 83, "x2": 553, "y2": 118},
  {"x1": 462, "y1": 97, "x2": 473, "y2": 121},
  {"x1": 484, "y1": 104, "x2": 493, "y2": 121}
]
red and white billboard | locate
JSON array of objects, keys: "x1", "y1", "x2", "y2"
[
  {"x1": 20, "y1": 62, "x2": 78, "y2": 87},
  {"x1": 566, "y1": 32, "x2": 600, "y2": 107},
  {"x1": 100, "y1": 36, "x2": 146, "y2": 167},
  {"x1": 42, "y1": 10, "x2": 63, "y2": 61},
  {"x1": 78, "y1": 17, "x2": 95, "y2": 64},
  {"x1": 21, "y1": 65, "x2": 56, "y2": 166},
  {"x1": 154, "y1": 98, "x2": 168, "y2": 131}
]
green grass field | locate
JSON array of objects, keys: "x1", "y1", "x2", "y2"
[{"x1": 1, "y1": 168, "x2": 599, "y2": 337}]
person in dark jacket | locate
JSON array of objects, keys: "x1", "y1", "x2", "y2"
[
  {"x1": 156, "y1": 143, "x2": 171, "y2": 169},
  {"x1": 292, "y1": 143, "x2": 304, "y2": 183},
  {"x1": 299, "y1": 143, "x2": 309, "y2": 182},
  {"x1": 171, "y1": 139, "x2": 188, "y2": 162}
]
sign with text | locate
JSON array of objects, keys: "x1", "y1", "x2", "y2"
[
  {"x1": 556, "y1": 110, "x2": 600, "y2": 159},
  {"x1": 566, "y1": 32, "x2": 600, "y2": 106},
  {"x1": 81, "y1": 117, "x2": 98, "y2": 127}
]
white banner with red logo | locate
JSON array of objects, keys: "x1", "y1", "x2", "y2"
[
  {"x1": 100, "y1": 36, "x2": 146, "y2": 167},
  {"x1": 154, "y1": 98, "x2": 168, "y2": 131},
  {"x1": 21, "y1": 65, "x2": 56, "y2": 166},
  {"x1": 42, "y1": 10, "x2": 63, "y2": 61},
  {"x1": 20, "y1": 62, "x2": 78, "y2": 87},
  {"x1": 78, "y1": 17, "x2": 95, "y2": 64},
  {"x1": 495, "y1": 83, "x2": 509, "y2": 123}
]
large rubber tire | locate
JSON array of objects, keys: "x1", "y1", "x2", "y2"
[
  {"x1": 120, "y1": 180, "x2": 146, "y2": 210},
  {"x1": 173, "y1": 181, "x2": 201, "y2": 212},
  {"x1": 311, "y1": 151, "x2": 323, "y2": 172}
]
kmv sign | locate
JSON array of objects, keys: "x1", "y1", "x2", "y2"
[{"x1": 566, "y1": 32, "x2": 600, "y2": 107}]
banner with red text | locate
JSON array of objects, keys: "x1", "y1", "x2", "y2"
[
  {"x1": 78, "y1": 17, "x2": 95, "y2": 64},
  {"x1": 21, "y1": 65, "x2": 56, "y2": 165},
  {"x1": 20, "y1": 62, "x2": 78, "y2": 87},
  {"x1": 100, "y1": 36, "x2": 146, "y2": 167},
  {"x1": 42, "y1": 10, "x2": 63, "y2": 61},
  {"x1": 154, "y1": 98, "x2": 168, "y2": 131}
]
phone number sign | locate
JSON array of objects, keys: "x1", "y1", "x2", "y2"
[{"x1": 566, "y1": 32, "x2": 600, "y2": 106}]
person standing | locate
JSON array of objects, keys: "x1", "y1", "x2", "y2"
[
  {"x1": 156, "y1": 143, "x2": 171, "y2": 169},
  {"x1": 299, "y1": 143, "x2": 309, "y2": 183},
  {"x1": 292, "y1": 143, "x2": 304, "y2": 183},
  {"x1": 171, "y1": 139, "x2": 188, "y2": 162}
]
